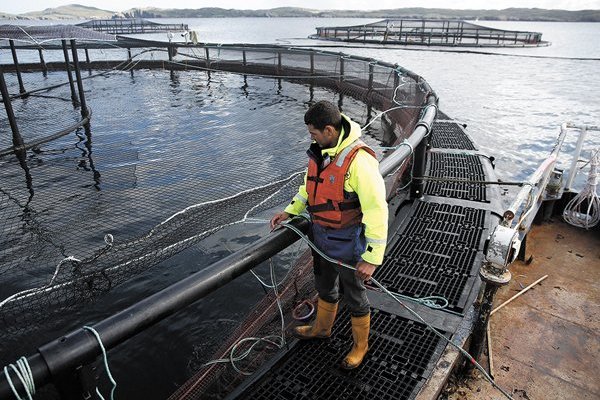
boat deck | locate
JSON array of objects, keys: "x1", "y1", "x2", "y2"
[
  {"x1": 446, "y1": 220, "x2": 600, "y2": 399},
  {"x1": 219, "y1": 113, "x2": 504, "y2": 400}
]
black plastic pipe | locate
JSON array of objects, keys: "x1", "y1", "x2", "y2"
[{"x1": 0, "y1": 218, "x2": 308, "y2": 398}]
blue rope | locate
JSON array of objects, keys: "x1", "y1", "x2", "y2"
[
  {"x1": 280, "y1": 221, "x2": 448, "y2": 310},
  {"x1": 83, "y1": 326, "x2": 117, "y2": 400}
]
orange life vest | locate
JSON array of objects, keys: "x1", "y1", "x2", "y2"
[{"x1": 306, "y1": 139, "x2": 376, "y2": 229}]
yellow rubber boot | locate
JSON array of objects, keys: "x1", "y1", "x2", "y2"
[
  {"x1": 341, "y1": 314, "x2": 370, "y2": 369},
  {"x1": 293, "y1": 298, "x2": 338, "y2": 339}
]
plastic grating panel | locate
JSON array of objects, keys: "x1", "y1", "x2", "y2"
[
  {"x1": 425, "y1": 152, "x2": 488, "y2": 202},
  {"x1": 232, "y1": 309, "x2": 444, "y2": 400},
  {"x1": 430, "y1": 121, "x2": 476, "y2": 150},
  {"x1": 376, "y1": 202, "x2": 485, "y2": 313}
]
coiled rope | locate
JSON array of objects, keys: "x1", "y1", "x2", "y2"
[
  {"x1": 281, "y1": 219, "x2": 514, "y2": 400},
  {"x1": 563, "y1": 149, "x2": 600, "y2": 229},
  {"x1": 3, "y1": 357, "x2": 34, "y2": 400},
  {"x1": 201, "y1": 258, "x2": 287, "y2": 375}
]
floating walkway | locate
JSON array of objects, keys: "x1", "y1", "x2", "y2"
[
  {"x1": 181, "y1": 114, "x2": 505, "y2": 400},
  {"x1": 76, "y1": 18, "x2": 188, "y2": 35},
  {"x1": 310, "y1": 19, "x2": 549, "y2": 47}
]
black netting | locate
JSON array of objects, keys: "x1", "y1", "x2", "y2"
[{"x1": 0, "y1": 25, "x2": 116, "y2": 43}]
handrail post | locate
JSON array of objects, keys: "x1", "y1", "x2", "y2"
[
  {"x1": 410, "y1": 137, "x2": 428, "y2": 199},
  {"x1": 70, "y1": 39, "x2": 89, "y2": 119},
  {"x1": 62, "y1": 39, "x2": 79, "y2": 104},
  {"x1": 0, "y1": 66, "x2": 25, "y2": 150},
  {"x1": 9, "y1": 39, "x2": 26, "y2": 95}
]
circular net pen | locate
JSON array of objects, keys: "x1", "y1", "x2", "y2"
[
  {"x1": 309, "y1": 19, "x2": 549, "y2": 47},
  {"x1": 0, "y1": 41, "x2": 432, "y2": 387}
]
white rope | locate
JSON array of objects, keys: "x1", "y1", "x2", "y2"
[
  {"x1": 82, "y1": 326, "x2": 117, "y2": 400},
  {"x1": 0, "y1": 256, "x2": 81, "y2": 310},
  {"x1": 3, "y1": 357, "x2": 35, "y2": 400},
  {"x1": 563, "y1": 149, "x2": 600, "y2": 229},
  {"x1": 200, "y1": 258, "x2": 286, "y2": 375}
]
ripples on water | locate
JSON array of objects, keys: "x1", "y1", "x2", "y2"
[{"x1": 1, "y1": 17, "x2": 599, "y2": 399}]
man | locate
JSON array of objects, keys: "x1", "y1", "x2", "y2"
[{"x1": 270, "y1": 100, "x2": 388, "y2": 370}]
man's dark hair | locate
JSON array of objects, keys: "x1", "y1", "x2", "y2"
[{"x1": 304, "y1": 100, "x2": 342, "y2": 131}]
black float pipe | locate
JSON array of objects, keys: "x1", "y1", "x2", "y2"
[
  {"x1": 70, "y1": 40, "x2": 89, "y2": 119},
  {"x1": 0, "y1": 218, "x2": 309, "y2": 398},
  {"x1": 61, "y1": 40, "x2": 79, "y2": 104},
  {"x1": 9, "y1": 39, "x2": 26, "y2": 95}
]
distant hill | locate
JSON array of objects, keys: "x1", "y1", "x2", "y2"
[
  {"x1": 2, "y1": 4, "x2": 599, "y2": 22},
  {"x1": 21, "y1": 4, "x2": 117, "y2": 20}
]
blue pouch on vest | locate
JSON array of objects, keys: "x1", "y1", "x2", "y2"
[{"x1": 311, "y1": 223, "x2": 366, "y2": 264}]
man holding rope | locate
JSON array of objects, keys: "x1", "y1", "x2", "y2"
[{"x1": 270, "y1": 100, "x2": 388, "y2": 369}]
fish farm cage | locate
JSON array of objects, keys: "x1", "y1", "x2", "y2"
[
  {"x1": 76, "y1": 19, "x2": 189, "y2": 35},
  {"x1": 310, "y1": 19, "x2": 548, "y2": 47},
  {"x1": 0, "y1": 25, "x2": 474, "y2": 400}
]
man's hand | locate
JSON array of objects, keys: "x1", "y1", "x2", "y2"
[
  {"x1": 270, "y1": 211, "x2": 290, "y2": 230},
  {"x1": 355, "y1": 260, "x2": 377, "y2": 281}
]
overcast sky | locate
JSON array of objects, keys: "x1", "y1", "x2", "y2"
[{"x1": 3, "y1": 0, "x2": 600, "y2": 14}]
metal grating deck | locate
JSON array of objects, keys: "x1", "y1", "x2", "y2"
[
  {"x1": 228, "y1": 308, "x2": 446, "y2": 400},
  {"x1": 430, "y1": 121, "x2": 476, "y2": 150},
  {"x1": 375, "y1": 201, "x2": 485, "y2": 313},
  {"x1": 424, "y1": 152, "x2": 488, "y2": 202}
]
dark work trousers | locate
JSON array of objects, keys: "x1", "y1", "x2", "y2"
[{"x1": 312, "y1": 250, "x2": 370, "y2": 317}]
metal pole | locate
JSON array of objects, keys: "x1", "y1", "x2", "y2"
[
  {"x1": 0, "y1": 66, "x2": 25, "y2": 149},
  {"x1": 70, "y1": 39, "x2": 89, "y2": 118},
  {"x1": 410, "y1": 137, "x2": 428, "y2": 199},
  {"x1": 9, "y1": 39, "x2": 26, "y2": 95},
  {"x1": 468, "y1": 282, "x2": 500, "y2": 364},
  {"x1": 565, "y1": 126, "x2": 588, "y2": 191},
  {"x1": 38, "y1": 48, "x2": 48, "y2": 74},
  {"x1": 0, "y1": 218, "x2": 309, "y2": 398},
  {"x1": 62, "y1": 39, "x2": 79, "y2": 104}
]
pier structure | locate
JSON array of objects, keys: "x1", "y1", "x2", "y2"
[{"x1": 310, "y1": 19, "x2": 548, "y2": 47}]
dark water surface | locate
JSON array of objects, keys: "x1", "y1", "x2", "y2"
[{"x1": 0, "y1": 17, "x2": 599, "y2": 399}]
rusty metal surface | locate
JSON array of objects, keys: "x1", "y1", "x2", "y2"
[{"x1": 445, "y1": 220, "x2": 600, "y2": 400}]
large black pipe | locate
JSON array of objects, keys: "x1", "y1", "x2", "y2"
[{"x1": 0, "y1": 218, "x2": 308, "y2": 398}]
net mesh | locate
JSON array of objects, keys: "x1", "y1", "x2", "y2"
[
  {"x1": 0, "y1": 43, "x2": 428, "y2": 385},
  {"x1": 0, "y1": 24, "x2": 116, "y2": 44}
]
